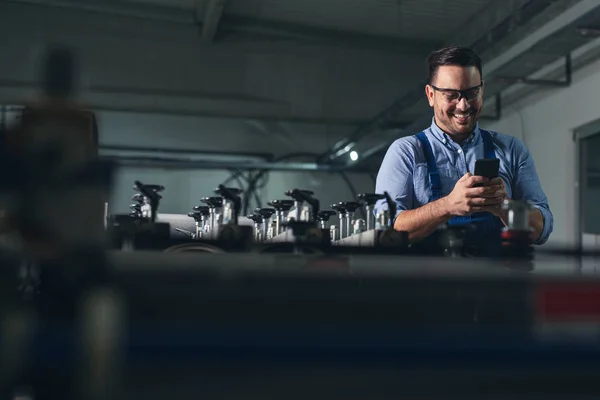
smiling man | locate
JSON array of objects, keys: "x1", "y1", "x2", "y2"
[{"x1": 374, "y1": 46, "x2": 553, "y2": 254}]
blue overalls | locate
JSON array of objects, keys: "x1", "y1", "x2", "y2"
[{"x1": 413, "y1": 129, "x2": 504, "y2": 256}]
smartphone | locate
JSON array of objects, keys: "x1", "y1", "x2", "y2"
[{"x1": 473, "y1": 159, "x2": 499, "y2": 186}]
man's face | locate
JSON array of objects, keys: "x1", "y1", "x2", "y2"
[{"x1": 425, "y1": 65, "x2": 483, "y2": 140}]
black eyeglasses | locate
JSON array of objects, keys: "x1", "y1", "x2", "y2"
[{"x1": 430, "y1": 81, "x2": 484, "y2": 102}]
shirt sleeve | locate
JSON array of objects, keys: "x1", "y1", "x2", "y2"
[
  {"x1": 373, "y1": 138, "x2": 416, "y2": 223},
  {"x1": 510, "y1": 137, "x2": 554, "y2": 245}
]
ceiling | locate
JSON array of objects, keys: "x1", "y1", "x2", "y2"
[
  {"x1": 6, "y1": 0, "x2": 600, "y2": 172},
  {"x1": 224, "y1": 0, "x2": 494, "y2": 41},
  {"x1": 81, "y1": 0, "x2": 506, "y2": 48},
  {"x1": 112, "y1": 0, "x2": 496, "y2": 42}
]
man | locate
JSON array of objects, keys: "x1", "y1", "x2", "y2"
[{"x1": 374, "y1": 46, "x2": 553, "y2": 254}]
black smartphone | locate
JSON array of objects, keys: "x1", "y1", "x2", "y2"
[{"x1": 474, "y1": 158, "x2": 499, "y2": 183}]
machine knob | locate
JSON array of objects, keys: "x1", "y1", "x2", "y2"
[
  {"x1": 247, "y1": 214, "x2": 263, "y2": 223},
  {"x1": 357, "y1": 193, "x2": 386, "y2": 205},
  {"x1": 343, "y1": 201, "x2": 361, "y2": 213},
  {"x1": 284, "y1": 189, "x2": 314, "y2": 201},
  {"x1": 316, "y1": 210, "x2": 337, "y2": 222},
  {"x1": 255, "y1": 207, "x2": 276, "y2": 219},
  {"x1": 192, "y1": 205, "x2": 210, "y2": 216},
  {"x1": 133, "y1": 183, "x2": 164, "y2": 193},
  {"x1": 268, "y1": 199, "x2": 295, "y2": 212},
  {"x1": 187, "y1": 211, "x2": 202, "y2": 221},
  {"x1": 131, "y1": 193, "x2": 145, "y2": 203},
  {"x1": 331, "y1": 203, "x2": 347, "y2": 214},
  {"x1": 201, "y1": 196, "x2": 223, "y2": 208}
]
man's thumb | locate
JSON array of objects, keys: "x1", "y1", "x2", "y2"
[{"x1": 461, "y1": 172, "x2": 472, "y2": 181}]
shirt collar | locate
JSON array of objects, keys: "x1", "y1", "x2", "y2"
[{"x1": 429, "y1": 117, "x2": 480, "y2": 147}]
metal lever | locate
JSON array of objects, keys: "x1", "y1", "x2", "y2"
[
  {"x1": 200, "y1": 196, "x2": 223, "y2": 237},
  {"x1": 285, "y1": 189, "x2": 320, "y2": 222},
  {"x1": 255, "y1": 208, "x2": 276, "y2": 240},
  {"x1": 267, "y1": 199, "x2": 295, "y2": 235},
  {"x1": 247, "y1": 213, "x2": 263, "y2": 242},
  {"x1": 189, "y1": 206, "x2": 210, "y2": 239},
  {"x1": 331, "y1": 203, "x2": 348, "y2": 238},
  {"x1": 133, "y1": 181, "x2": 163, "y2": 223},
  {"x1": 175, "y1": 227, "x2": 195, "y2": 239},
  {"x1": 214, "y1": 185, "x2": 242, "y2": 225},
  {"x1": 316, "y1": 210, "x2": 337, "y2": 229},
  {"x1": 342, "y1": 201, "x2": 361, "y2": 236},
  {"x1": 357, "y1": 193, "x2": 386, "y2": 230}
]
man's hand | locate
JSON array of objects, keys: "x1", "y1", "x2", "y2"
[
  {"x1": 479, "y1": 177, "x2": 508, "y2": 217},
  {"x1": 442, "y1": 173, "x2": 506, "y2": 216}
]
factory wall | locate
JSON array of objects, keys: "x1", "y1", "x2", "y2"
[{"x1": 481, "y1": 55, "x2": 600, "y2": 248}]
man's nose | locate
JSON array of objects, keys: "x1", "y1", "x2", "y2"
[{"x1": 455, "y1": 96, "x2": 470, "y2": 110}]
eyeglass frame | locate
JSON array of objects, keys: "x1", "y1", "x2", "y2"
[{"x1": 428, "y1": 81, "x2": 484, "y2": 103}]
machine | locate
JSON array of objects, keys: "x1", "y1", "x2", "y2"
[{"x1": 105, "y1": 175, "x2": 535, "y2": 266}]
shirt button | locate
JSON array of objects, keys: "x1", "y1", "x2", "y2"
[{"x1": 457, "y1": 149, "x2": 462, "y2": 154}]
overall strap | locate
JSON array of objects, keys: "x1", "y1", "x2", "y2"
[
  {"x1": 415, "y1": 131, "x2": 442, "y2": 201},
  {"x1": 479, "y1": 129, "x2": 496, "y2": 159}
]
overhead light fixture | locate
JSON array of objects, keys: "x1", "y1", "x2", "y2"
[{"x1": 349, "y1": 151, "x2": 359, "y2": 161}]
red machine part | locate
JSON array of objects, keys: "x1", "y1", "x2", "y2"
[{"x1": 534, "y1": 280, "x2": 600, "y2": 342}]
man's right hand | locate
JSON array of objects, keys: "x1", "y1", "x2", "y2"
[{"x1": 442, "y1": 172, "x2": 506, "y2": 216}]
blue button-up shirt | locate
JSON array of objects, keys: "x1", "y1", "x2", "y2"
[{"x1": 374, "y1": 118, "x2": 553, "y2": 245}]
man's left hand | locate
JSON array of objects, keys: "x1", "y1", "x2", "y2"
[{"x1": 480, "y1": 177, "x2": 507, "y2": 217}]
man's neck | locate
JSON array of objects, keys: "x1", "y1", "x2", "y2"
[
  {"x1": 434, "y1": 119, "x2": 474, "y2": 144},
  {"x1": 450, "y1": 132, "x2": 471, "y2": 144}
]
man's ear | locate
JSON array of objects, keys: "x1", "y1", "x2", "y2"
[{"x1": 425, "y1": 85, "x2": 435, "y2": 107}]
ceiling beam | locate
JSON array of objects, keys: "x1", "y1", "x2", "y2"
[
  {"x1": 0, "y1": 79, "x2": 417, "y2": 126},
  {"x1": 4, "y1": 0, "x2": 194, "y2": 23},
  {"x1": 216, "y1": 15, "x2": 442, "y2": 54},
  {"x1": 450, "y1": 0, "x2": 532, "y2": 47},
  {"x1": 196, "y1": 0, "x2": 228, "y2": 43}
]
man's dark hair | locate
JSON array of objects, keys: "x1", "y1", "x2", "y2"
[{"x1": 427, "y1": 46, "x2": 482, "y2": 85}]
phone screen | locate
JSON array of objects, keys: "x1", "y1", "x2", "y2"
[{"x1": 474, "y1": 158, "x2": 499, "y2": 179}]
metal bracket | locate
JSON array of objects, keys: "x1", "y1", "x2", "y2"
[
  {"x1": 480, "y1": 93, "x2": 502, "y2": 121},
  {"x1": 495, "y1": 53, "x2": 572, "y2": 87}
]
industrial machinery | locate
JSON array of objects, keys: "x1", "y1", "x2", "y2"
[
  {"x1": 106, "y1": 182, "x2": 414, "y2": 255},
  {"x1": 103, "y1": 174, "x2": 541, "y2": 264},
  {"x1": 105, "y1": 178, "x2": 540, "y2": 264}
]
